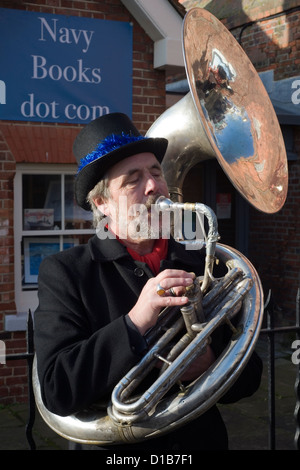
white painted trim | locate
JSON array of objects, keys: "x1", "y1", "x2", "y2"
[
  {"x1": 121, "y1": 0, "x2": 184, "y2": 70},
  {"x1": 5, "y1": 312, "x2": 28, "y2": 332}
]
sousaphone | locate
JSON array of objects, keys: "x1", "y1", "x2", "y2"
[
  {"x1": 32, "y1": 8, "x2": 288, "y2": 445},
  {"x1": 148, "y1": 9, "x2": 287, "y2": 212}
]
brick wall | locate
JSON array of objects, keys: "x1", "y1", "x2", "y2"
[
  {"x1": 232, "y1": 10, "x2": 300, "y2": 321},
  {"x1": 232, "y1": 9, "x2": 300, "y2": 80},
  {"x1": 0, "y1": 0, "x2": 166, "y2": 404},
  {"x1": 248, "y1": 156, "x2": 300, "y2": 320},
  {"x1": 249, "y1": 124, "x2": 300, "y2": 320},
  {"x1": 0, "y1": 128, "x2": 23, "y2": 403},
  {"x1": 0, "y1": 131, "x2": 15, "y2": 320}
]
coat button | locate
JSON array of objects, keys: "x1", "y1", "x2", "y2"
[{"x1": 134, "y1": 267, "x2": 144, "y2": 277}]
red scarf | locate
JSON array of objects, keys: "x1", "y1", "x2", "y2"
[
  {"x1": 106, "y1": 225, "x2": 168, "y2": 275},
  {"x1": 127, "y1": 238, "x2": 168, "y2": 275}
]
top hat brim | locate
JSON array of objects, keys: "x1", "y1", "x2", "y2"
[{"x1": 75, "y1": 136, "x2": 168, "y2": 211}]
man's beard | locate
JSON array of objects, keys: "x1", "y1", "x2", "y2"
[
  {"x1": 95, "y1": 194, "x2": 172, "y2": 241},
  {"x1": 119, "y1": 194, "x2": 168, "y2": 241}
]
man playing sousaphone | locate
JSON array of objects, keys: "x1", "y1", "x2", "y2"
[{"x1": 34, "y1": 112, "x2": 263, "y2": 451}]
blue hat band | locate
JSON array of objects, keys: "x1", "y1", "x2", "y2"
[{"x1": 77, "y1": 133, "x2": 147, "y2": 173}]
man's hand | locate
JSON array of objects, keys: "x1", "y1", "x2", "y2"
[{"x1": 128, "y1": 269, "x2": 195, "y2": 335}]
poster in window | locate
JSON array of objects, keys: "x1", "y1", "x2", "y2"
[
  {"x1": 24, "y1": 208, "x2": 54, "y2": 230},
  {"x1": 24, "y1": 238, "x2": 78, "y2": 284},
  {"x1": 216, "y1": 193, "x2": 231, "y2": 219}
]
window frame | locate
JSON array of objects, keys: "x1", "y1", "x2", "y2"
[{"x1": 14, "y1": 163, "x2": 95, "y2": 316}]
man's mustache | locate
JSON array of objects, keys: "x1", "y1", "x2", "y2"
[{"x1": 144, "y1": 194, "x2": 163, "y2": 210}]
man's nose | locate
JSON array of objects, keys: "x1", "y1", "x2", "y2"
[{"x1": 144, "y1": 175, "x2": 159, "y2": 194}]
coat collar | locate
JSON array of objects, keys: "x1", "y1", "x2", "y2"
[
  {"x1": 88, "y1": 234, "x2": 203, "y2": 269},
  {"x1": 89, "y1": 234, "x2": 129, "y2": 262}
]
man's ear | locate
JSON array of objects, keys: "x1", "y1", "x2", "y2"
[{"x1": 93, "y1": 197, "x2": 109, "y2": 217}]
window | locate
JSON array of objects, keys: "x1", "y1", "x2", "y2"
[{"x1": 14, "y1": 164, "x2": 94, "y2": 315}]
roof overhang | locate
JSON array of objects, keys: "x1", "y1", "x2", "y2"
[
  {"x1": 0, "y1": 123, "x2": 79, "y2": 164},
  {"x1": 120, "y1": 0, "x2": 185, "y2": 74}
]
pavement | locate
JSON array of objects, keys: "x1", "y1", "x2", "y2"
[{"x1": 0, "y1": 336, "x2": 299, "y2": 452}]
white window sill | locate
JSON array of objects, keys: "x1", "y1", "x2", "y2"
[{"x1": 5, "y1": 312, "x2": 28, "y2": 332}]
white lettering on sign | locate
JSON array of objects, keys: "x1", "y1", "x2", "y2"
[
  {"x1": 38, "y1": 17, "x2": 94, "y2": 53},
  {"x1": 21, "y1": 93, "x2": 60, "y2": 119},
  {"x1": 31, "y1": 55, "x2": 101, "y2": 83},
  {"x1": 15, "y1": 13, "x2": 122, "y2": 122},
  {"x1": 0, "y1": 80, "x2": 6, "y2": 104},
  {"x1": 20, "y1": 93, "x2": 109, "y2": 121}
]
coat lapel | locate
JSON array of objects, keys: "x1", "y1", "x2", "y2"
[
  {"x1": 88, "y1": 235, "x2": 153, "y2": 298},
  {"x1": 88, "y1": 235, "x2": 205, "y2": 298}
]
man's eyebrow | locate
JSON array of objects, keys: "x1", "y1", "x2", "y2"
[
  {"x1": 126, "y1": 168, "x2": 140, "y2": 177},
  {"x1": 125, "y1": 163, "x2": 161, "y2": 177}
]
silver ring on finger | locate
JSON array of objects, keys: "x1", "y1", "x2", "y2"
[{"x1": 170, "y1": 287, "x2": 176, "y2": 297}]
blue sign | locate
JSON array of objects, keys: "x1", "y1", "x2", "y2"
[{"x1": 0, "y1": 8, "x2": 132, "y2": 123}]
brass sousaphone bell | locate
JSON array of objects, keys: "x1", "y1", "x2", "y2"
[
  {"x1": 148, "y1": 9, "x2": 288, "y2": 212},
  {"x1": 32, "y1": 8, "x2": 288, "y2": 445}
]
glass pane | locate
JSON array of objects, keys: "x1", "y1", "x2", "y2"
[
  {"x1": 65, "y1": 175, "x2": 93, "y2": 230},
  {"x1": 23, "y1": 174, "x2": 62, "y2": 230},
  {"x1": 21, "y1": 234, "x2": 92, "y2": 289}
]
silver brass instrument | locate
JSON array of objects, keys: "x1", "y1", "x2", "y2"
[
  {"x1": 32, "y1": 8, "x2": 288, "y2": 445},
  {"x1": 148, "y1": 9, "x2": 288, "y2": 212}
]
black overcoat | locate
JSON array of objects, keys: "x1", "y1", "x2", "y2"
[{"x1": 34, "y1": 234, "x2": 262, "y2": 450}]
